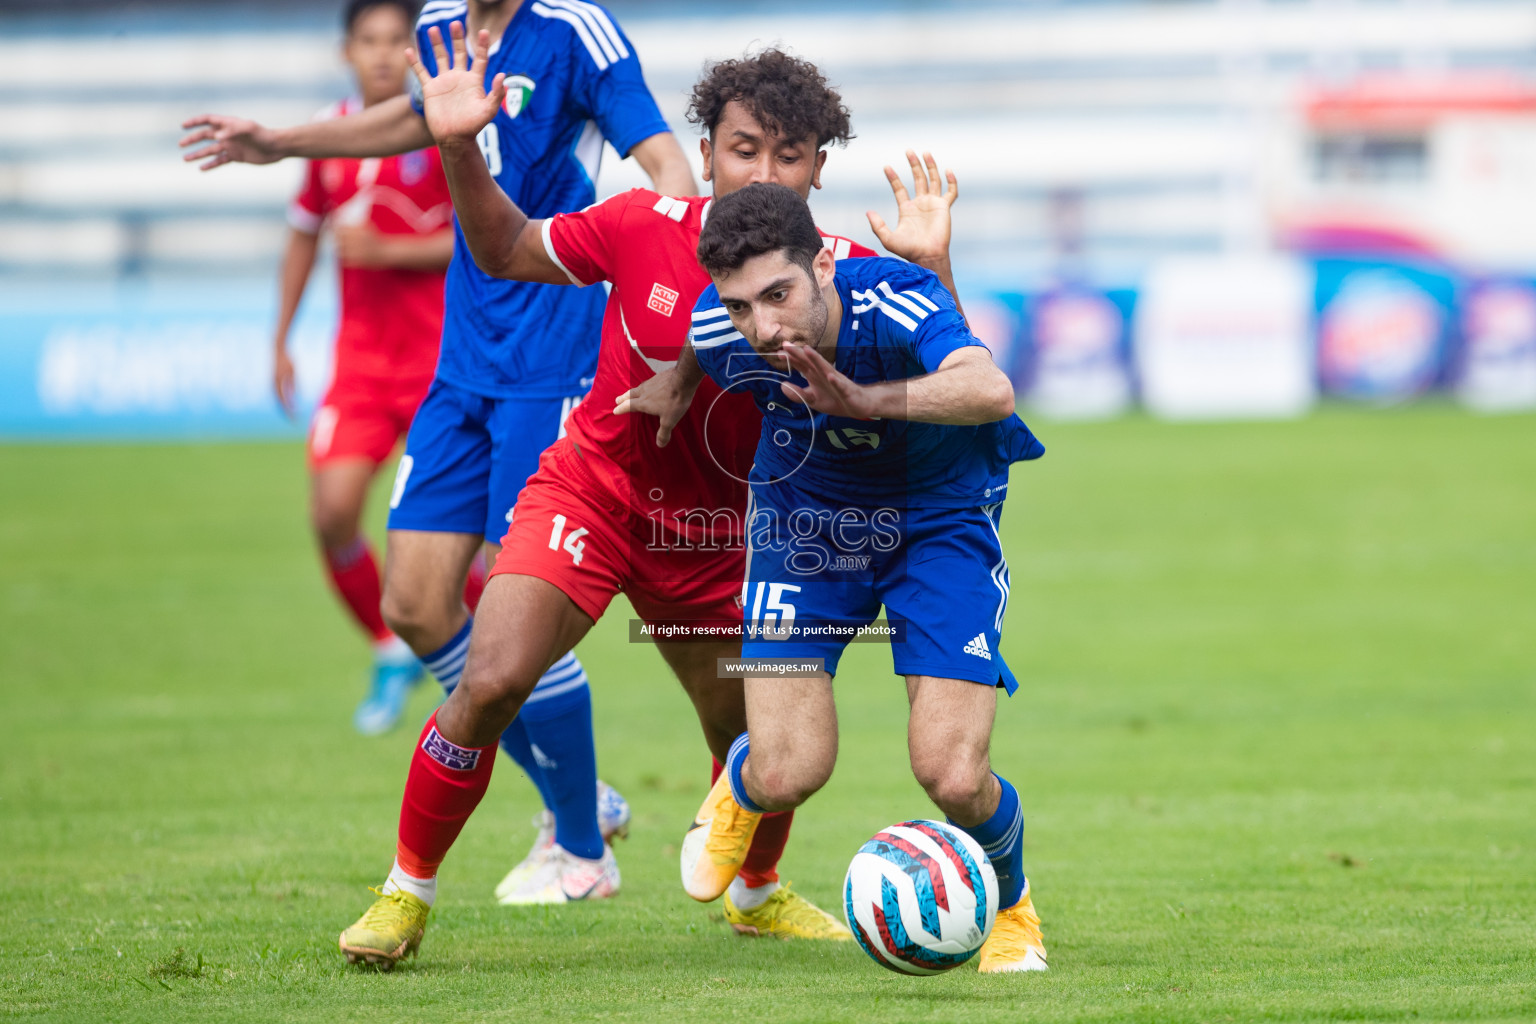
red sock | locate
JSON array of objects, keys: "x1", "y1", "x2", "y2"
[
  {"x1": 396, "y1": 712, "x2": 497, "y2": 878},
  {"x1": 324, "y1": 538, "x2": 390, "y2": 642},
  {"x1": 462, "y1": 550, "x2": 488, "y2": 613},
  {"x1": 741, "y1": 810, "x2": 794, "y2": 887},
  {"x1": 712, "y1": 757, "x2": 793, "y2": 887}
]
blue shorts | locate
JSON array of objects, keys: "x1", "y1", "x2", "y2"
[
  {"x1": 740, "y1": 481, "x2": 1018, "y2": 692},
  {"x1": 386, "y1": 378, "x2": 584, "y2": 544}
]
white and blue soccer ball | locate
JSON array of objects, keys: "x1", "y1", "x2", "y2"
[{"x1": 843, "y1": 819, "x2": 999, "y2": 975}]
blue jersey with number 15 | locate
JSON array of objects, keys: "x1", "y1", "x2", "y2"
[{"x1": 410, "y1": 0, "x2": 670, "y2": 398}]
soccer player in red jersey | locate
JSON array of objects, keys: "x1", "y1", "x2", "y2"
[
  {"x1": 337, "y1": 26, "x2": 965, "y2": 967},
  {"x1": 270, "y1": 0, "x2": 457, "y2": 735},
  {"x1": 185, "y1": 0, "x2": 693, "y2": 905}
]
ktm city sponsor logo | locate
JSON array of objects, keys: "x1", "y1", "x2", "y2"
[
  {"x1": 422, "y1": 727, "x2": 480, "y2": 772},
  {"x1": 648, "y1": 282, "x2": 679, "y2": 317}
]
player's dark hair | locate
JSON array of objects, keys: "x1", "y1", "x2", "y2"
[
  {"x1": 687, "y1": 48, "x2": 854, "y2": 150},
  {"x1": 344, "y1": 0, "x2": 418, "y2": 34},
  {"x1": 697, "y1": 183, "x2": 824, "y2": 279}
]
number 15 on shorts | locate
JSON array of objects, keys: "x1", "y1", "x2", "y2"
[
  {"x1": 744, "y1": 581, "x2": 800, "y2": 639},
  {"x1": 548, "y1": 514, "x2": 588, "y2": 565}
]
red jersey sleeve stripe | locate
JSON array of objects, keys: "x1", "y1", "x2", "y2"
[{"x1": 542, "y1": 217, "x2": 590, "y2": 286}]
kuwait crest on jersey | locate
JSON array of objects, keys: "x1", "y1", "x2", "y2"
[{"x1": 502, "y1": 75, "x2": 536, "y2": 119}]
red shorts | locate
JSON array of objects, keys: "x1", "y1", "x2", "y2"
[
  {"x1": 492, "y1": 438, "x2": 744, "y2": 629},
  {"x1": 307, "y1": 373, "x2": 431, "y2": 471}
]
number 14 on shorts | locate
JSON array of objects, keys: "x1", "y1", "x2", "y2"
[{"x1": 548, "y1": 514, "x2": 588, "y2": 565}]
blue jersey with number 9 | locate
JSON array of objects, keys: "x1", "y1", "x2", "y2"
[{"x1": 410, "y1": 0, "x2": 670, "y2": 398}]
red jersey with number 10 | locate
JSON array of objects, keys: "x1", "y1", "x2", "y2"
[
  {"x1": 288, "y1": 98, "x2": 453, "y2": 389},
  {"x1": 542, "y1": 188, "x2": 873, "y2": 543}
]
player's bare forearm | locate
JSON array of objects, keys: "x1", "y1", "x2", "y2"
[
  {"x1": 437, "y1": 140, "x2": 563, "y2": 283},
  {"x1": 374, "y1": 229, "x2": 455, "y2": 271},
  {"x1": 438, "y1": 138, "x2": 524, "y2": 271},
  {"x1": 271, "y1": 228, "x2": 317, "y2": 415},
  {"x1": 864, "y1": 349, "x2": 1013, "y2": 425},
  {"x1": 180, "y1": 97, "x2": 431, "y2": 169},
  {"x1": 277, "y1": 96, "x2": 432, "y2": 159},
  {"x1": 675, "y1": 343, "x2": 705, "y2": 391},
  {"x1": 614, "y1": 345, "x2": 704, "y2": 447},
  {"x1": 273, "y1": 229, "x2": 319, "y2": 347},
  {"x1": 784, "y1": 343, "x2": 1010, "y2": 425},
  {"x1": 631, "y1": 132, "x2": 697, "y2": 197}
]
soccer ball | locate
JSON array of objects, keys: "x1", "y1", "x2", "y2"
[{"x1": 842, "y1": 819, "x2": 999, "y2": 975}]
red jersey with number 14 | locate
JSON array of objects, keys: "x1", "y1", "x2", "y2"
[
  {"x1": 288, "y1": 98, "x2": 453, "y2": 389},
  {"x1": 542, "y1": 189, "x2": 873, "y2": 543}
]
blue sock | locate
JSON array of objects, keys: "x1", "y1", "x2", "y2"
[
  {"x1": 953, "y1": 774, "x2": 1026, "y2": 908},
  {"x1": 724, "y1": 732, "x2": 764, "y2": 813},
  {"x1": 420, "y1": 617, "x2": 473, "y2": 694},
  {"x1": 421, "y1": 617, "x2": 556, "y2": 812},
  {"x1": 495, "y1": 716, "x2": 556, "y2": 814},
  {"x1": 516, "y1": 653, "x2": 603, "y2": 860}
]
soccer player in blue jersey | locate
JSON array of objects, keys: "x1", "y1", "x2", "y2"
[
  {"x1": 180, "y1": 0, "x2": 695, "y2": 904},
  {"x1": 670, "y1": 182, "x2": 1050, "y2": 973}
]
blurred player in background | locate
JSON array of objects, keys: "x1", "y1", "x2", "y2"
[
  {"x1": 270, "y1": 0, "x2": 455, "y2": 736},
  {"x1": 331, "y1": 32, "x2": 969, "y2": 968},
  {"x1": 183, "y1": 0, "x2": 696, "y2": 904}
]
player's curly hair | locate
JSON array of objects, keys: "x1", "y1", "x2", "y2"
[
  {"x1": 697, "y1": 183, "x2": 824, "y2": 279},
  {"x1": 344, "y1": 0, "x2": 418, "y2": 33},
  {"x1": 687, "y1": 49, "x2": 854, "y2": 150}
]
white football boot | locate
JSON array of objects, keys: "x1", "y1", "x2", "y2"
[
  {"x1": 498, "y1": 843, "x2": 620, "y2": 905},
  {"x1": 494, "y1": 780, "x2": 630, "y2": 903},
  {"x1": 494, "y1": 810, "x2": 556, "y2": 902},
  {"x1": 559, "y1": 844, "x2": 621, "y2": 901}
]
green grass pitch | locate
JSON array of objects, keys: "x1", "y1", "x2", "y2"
[{"x1": 2, "y1": 407, "x2": 1533, "y2": 1023}]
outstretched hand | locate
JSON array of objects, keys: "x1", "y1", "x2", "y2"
[
  {"x1": 866, "y1": 150, "x2": 957, "y2": 266},
  {"x1": 779, "y1": 343, "x2": 875, "y2": 420},
  {"x1": 408, "y1": 22, "x2": 506, "y2": 146},
  {"x1": 179, "y1": 114, "x2": 281, "y2": 171}
]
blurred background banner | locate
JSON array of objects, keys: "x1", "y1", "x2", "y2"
[
  {"x1": 1135, "y1": 255, "x2": 1316, "y2": 420},
  {"x1": 3, "y1": 0, "x2": 1536, "y2": 438},
  {"x1": 0, "y1": 282, "x2": 333, "y2": 438},
  {"x1": 1313, "y1": 258, "x2": 1458, "y2": 404},
  {"x1": 1455, "y1": 276, "x2": 1536, "y2": 411},
  {"x1": 1017, "y1": 285, "x2": 1135, "y2": 421}
]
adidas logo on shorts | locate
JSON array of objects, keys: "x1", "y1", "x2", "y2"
[{"x1": 963, "y1": 633, "x2": 992, "y2": 660}]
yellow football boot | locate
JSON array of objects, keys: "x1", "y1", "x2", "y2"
[
  {"x1": 679, "y1": 771, "x2": 761, "y2": 902},
  {"x1": 724, "y1": 883, "x2": 853, "y2": 940},
  {"x1": 338, "y1": 888, "x2": 430, "y2": 970},
  {"x1": 977, "y1": 883, "x2": 1048, "y2": 973}
]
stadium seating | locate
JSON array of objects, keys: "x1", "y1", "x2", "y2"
[{"x1": 2, "y1": 0, "x2": 1533, "y2": 279}]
